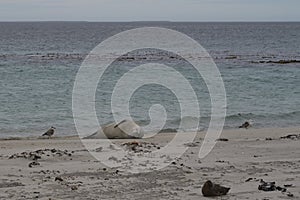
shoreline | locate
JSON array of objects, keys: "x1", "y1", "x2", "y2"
[{"x1": 1, "y1": 126, "x2": 299, "y2": 141}]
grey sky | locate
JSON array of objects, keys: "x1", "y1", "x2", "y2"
[{"x1": 0, "y1": 0, "x2": 299, "y2": 21}]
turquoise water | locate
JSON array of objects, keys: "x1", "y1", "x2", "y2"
[{"x1": 0, "y1": 22, "x2": 299, "y2": 137}]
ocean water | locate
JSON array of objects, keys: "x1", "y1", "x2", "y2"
[{"x1": 0, "y1": 22, "x2": 299, "y2": 137}]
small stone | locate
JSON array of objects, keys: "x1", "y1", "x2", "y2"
[
  {"x1": 216, "y1": 138, "x2": 229, "y2": 142},
  {"x1": 287, "y1": 193, "x2": 294, "y2": 197},
  {"x1": 245, "y1": 178, "x2": 253, "y2": 182},
  {"x1": 71, "y1": 186, "x2": 78, "y2": 190},
  {"x1": 283, "y1": 184, "x2": 293, "y2": 188},
  {"x1": 55, "y1": 176, "x2": 63, "y2": 182},
  {"x1": 28, "y1": 161, "x2": 40, "y2": 168}
]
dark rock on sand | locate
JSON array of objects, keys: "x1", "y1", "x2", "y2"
[
  {"x1": 28, "y1": 161, "x2": 40, "y2": 168},
  {"x1": 258, "y1": 179, "x2": 291, "y2": 194},
  {"x1": 201, "y1": 180, "x2": 230, "y2": 197},
  {"x1": 287, "y1": 192, "x2": 294, "y2": 197},
  {"x1": 276, "y1": 186, "x2": 287, "y2": 192},
  {"x1": 258, "y1": 179, "x2": 276, "y2": 191},
  {"x1": 55, "y1": 177, "x2": 64, "y2": 182},
  {"x1": 216, "y1": 138, "x2": 229, "y2": 142},
  {"x1": 71, "y1": 185, "x2": 78, "y2": 190},
  {"x1": 245, "y1": 178, "x2": 253, "y2": 182},
  {"x1": 280, "y1": 134, "x2": 300, "y2": 140},
  {"x1": 283, "y1": 184, "x2": 294, "y2": 188}
]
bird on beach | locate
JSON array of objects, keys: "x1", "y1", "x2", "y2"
[
  {"x1": 201, "y1": 180, "x2": 230, "y2": 197},
  {"x1": 42, "y1": 126, "x2": 56, "y2": 138}
]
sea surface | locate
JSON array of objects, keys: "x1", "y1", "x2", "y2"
[{"x1": 0, "y1": 22, "x2": 299, "y2": 137}]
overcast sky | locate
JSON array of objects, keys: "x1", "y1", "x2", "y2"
[{"x1": 0, "y1": 0, "x2": 299, "y2": 22}]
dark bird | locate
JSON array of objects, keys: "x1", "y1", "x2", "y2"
[
  {"x1": 239, "y1": 121, "x2": 250, "y2": 129},
  {"x1": 202, "y1": 180, "x2": 230, "y2": 197},
  {"x1": 42, "y1": 126, "x2": 56, "y2": 138}
]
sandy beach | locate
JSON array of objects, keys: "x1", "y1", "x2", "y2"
[{"x1": 0, "y1": 127, "x2": 299, "y2": 199}]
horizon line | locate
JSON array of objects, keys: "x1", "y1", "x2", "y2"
[{"x1": 0, "y1": 20, "x2": 299, "y2": 23}]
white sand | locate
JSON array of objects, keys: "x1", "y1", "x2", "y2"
[{"x1": 0, "y1": 127, "x2": 299, "y2": 199}]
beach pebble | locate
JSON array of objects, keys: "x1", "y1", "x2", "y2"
[
  {"x1": 28, "y1": 161, "x2": 40, "y2": 168},
  {"x1": 258, "y1": 180, "x2": 276, "y2": 191},
  {"x1": 283, "y1": 184, "x2": 293, "y2": 188},
  {"x1": 71, "y1": 185, "x2": 78, "y2": 190},
  {"x1": 216, "y1": 138, "x2": 229, "y2": 142},
  {"x1": 287, "y1": 192, "x2": 294, "y2": 197},
  {"x1": 55, "y1": 177, "x2": 63, "y2": 182}
]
